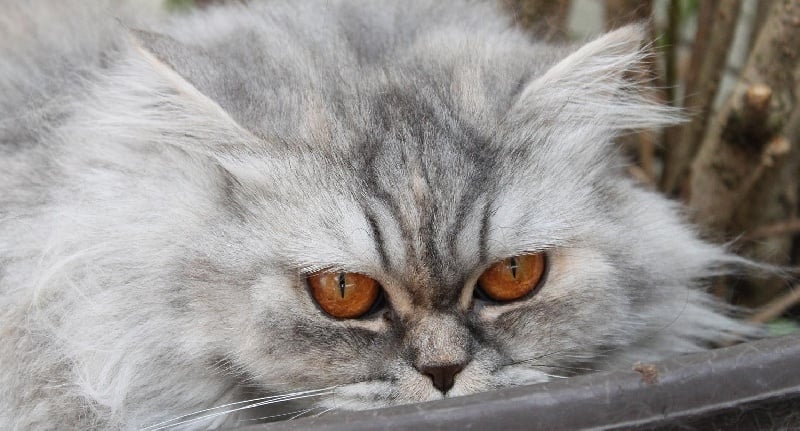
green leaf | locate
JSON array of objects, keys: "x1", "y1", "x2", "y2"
[
  {"x1": 165, "y1": 0, "x2": 195, "y2": 12},
  {"x1": 766, "y1": 318, "x2": 800, "y2": 337}
]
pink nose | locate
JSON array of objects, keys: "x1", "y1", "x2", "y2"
[{"x1": 416, "y1": 363, "x2": 465, "y2": 394}]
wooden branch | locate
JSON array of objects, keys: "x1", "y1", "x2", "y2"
[
  {"x1": 604, "y1": 0, "x2": 651, "y2": 28},
  {"x1": 661, "y1": 0, "x2": 741, "y2": 196},
  {"x1": 501, "y1": 0, "x2": 571, "y2": 41},
  {"x1": 750, "y1": 0, "x2": 773, "y2": 48},
  {"x1": 682, "y1": 1, "x2": 722, "y2": 102},
  {"x1": 734, "y1": 136, "x2": 791, "y2": 198},
  {"x1": 636, "y1": 130, "x2": 656, "y2": 182},
  {"x1": 749, "y1": 286, "x2": 800, "y2": 324},
  {"x1": 627, "y1": 165, "x2": 655, "y2": 188},
  {"x1": 663, "y1": 0, "x2": 680, "y2": 106},
  {"x1": 743, "y1": 218, "x2": 800, "y2": 241}
]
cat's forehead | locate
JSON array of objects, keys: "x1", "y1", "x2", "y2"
[
  {"x1": 352, "y1": 87, "x2": 495, "y2": 301},
  {"x1": 283, "y1": 85, "x2": 582, "y2": 307},
  {"x1": 211, "y1": 31, "x2": 623, "y2": 299},
  {"x1": 229, "y1": 59, "x2": 618, "y2": 292}
]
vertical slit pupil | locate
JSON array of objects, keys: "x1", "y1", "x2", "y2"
[
  {"x1": 338, "y1": 272, "x2": 346, "y2": 298},
  {"x1": 509, "y1": 257, "x2": 518, "y2": 279}
]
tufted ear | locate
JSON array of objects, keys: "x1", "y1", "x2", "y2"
[
  {"x1": 506, "y1": 24, "x2": 680, "y2": 134},
  {"x1": 126, "y1": 29, "x2": 266, "y2": 165},
  {"x1": 129, "y1": 29, "x2": 224, "y2": 116}
]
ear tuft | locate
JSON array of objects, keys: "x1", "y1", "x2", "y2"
[
  {"x1": 127, "y1": 29, "x2": 211, "y2": 103},
  {"x1": 508, "y1": 23, "x2": 681, "y2": 133},
  {"x1": 113, "y1": 29, "x2": 264, "y2": 168},
  {"x1": 527, "y1": 24, "x2": 647, "y2": 92},
  {"x1": 129, "y1": 28, "x2": 174, "y2": 60}
]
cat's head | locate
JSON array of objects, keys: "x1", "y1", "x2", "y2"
[{"x1": 85, "y1": 11, "x2": 742, "y2": 410}]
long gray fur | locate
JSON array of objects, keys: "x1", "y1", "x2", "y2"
[{"x1": 0, "y1": 1, "x2": 757, "y2": 429}]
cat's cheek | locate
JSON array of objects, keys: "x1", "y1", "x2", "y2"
[
  {"x1": 232, "y1": 273, "x2": 389, "y2": 384},
  {"x1": 339, "y1": 317, "x2": 390, "y2": 333},
  {"x1": 471, "y1": 247, "x2": 632, "y2": 372},
  {"x1": 247, "y1": 273, "x2": 304, "y2": 314},
  {"x1": 444, "y1": 352, "x2": 503, "y2": 396}
]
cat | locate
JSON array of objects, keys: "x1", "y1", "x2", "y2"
[{"x1": 0, "y1": 0, "x2": 758, "y2": 429}]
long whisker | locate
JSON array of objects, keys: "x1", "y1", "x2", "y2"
[
  {"x1": 235, "y1": 407, "x2": 323, "y2": 424},
  {"x1": 518, "y1": 361, "x2": 601, "y2": 373},
  {"x1": 502, "y1": 349, "x2": 570, "y2": 367},
  {"x1": 148, "y1": 392, "x2": 334, "y2": 431},
  {"x1": 143, "y1": 388, "x2": 335, "y2": 431},
  {"x1": 540, "y1": 372, "x2": 569, "y2": 379},
  {"x1": 141, "y1": 387, "x2": 335, "y2": 430},
  {"x1": 504, "y1": 350, "x2": 604, "y2": 374},
  {"x1": 311, "y1": 406, "x2": 338, "y2": 418},
  {"x1": 288, "y1": 406, "x2": 320, "y2": 420}
]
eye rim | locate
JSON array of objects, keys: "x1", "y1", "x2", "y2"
[
  {"x1": 474, "y1": 252, "x2": 548, "y2": 304},
  {"x1": 306, "y1": 271, "x2": 386, "y2": 320}
]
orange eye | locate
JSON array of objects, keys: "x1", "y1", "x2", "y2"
[
  {"x1": 307, "y1": 272, "x2": 381, "y2": 319},
  {"x1": 477, "y1": 253, "x2": 546, "y2": 302}
]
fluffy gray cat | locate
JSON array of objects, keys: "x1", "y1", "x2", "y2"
[{"x1": 0, "y1": 0, "x2": 757, "y2": 429}]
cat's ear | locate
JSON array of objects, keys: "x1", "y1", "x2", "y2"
[
  {"x1": 507, "y1": 24, "x2": 679, "y2": 133},
  {"x1": 126, "y1": 29, "x2": 263, "y2": 164}
]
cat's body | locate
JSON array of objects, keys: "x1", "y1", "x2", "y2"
[{"x1": 0, "y1": 1, "x2": 755, "y2": 429}]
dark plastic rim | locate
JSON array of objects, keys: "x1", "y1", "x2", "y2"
[{"x1": 238, "y1": 334, "x2": 800, "y2": 430}]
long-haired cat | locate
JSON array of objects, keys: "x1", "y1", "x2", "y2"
[{"x1": 0, "y1": 0, "x2": 756, "y2": 429}]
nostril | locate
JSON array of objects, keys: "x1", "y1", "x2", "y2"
[{"x1": 417, "y1": 363, "x2": 465, "y2": 394}]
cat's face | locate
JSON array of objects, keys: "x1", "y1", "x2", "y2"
[
  {"x1": 124, "y1": 23, "x2": 720, "y2": 410},
  {"x1": 204, "y1": 81, "x2": 637, "y2": 410}
]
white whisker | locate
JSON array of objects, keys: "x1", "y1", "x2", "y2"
[
  {"x1": 288, "y1": 406, "x2": 319, "y2": 421},
  {"x1": 541, "y1": 372, "x2": 568, "y2": 379},
  {"x1": 311, "y1": 406, "x2": 337, "y2": 418},
  {"x1": 236, "y1": 407, "x2": 323, "y2": 424},
  {"x1": 147, "y1": 392, "x2": 333, "y2": 431},
  {"x1": 142, "y1": 388, "x2": 335, "y2": 431}
]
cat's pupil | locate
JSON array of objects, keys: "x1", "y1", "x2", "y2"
[
  {"x1": 509, "y1": 257, "x2": 518, "y2": 279},
  {"x1": 338, "y1": 272, "x2": 346, "y2": 298}
]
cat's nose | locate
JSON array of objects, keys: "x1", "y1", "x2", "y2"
[{"x1": 416, "y1": 363, "x2": 465, "y2": 394}]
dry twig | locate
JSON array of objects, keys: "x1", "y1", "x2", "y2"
[
  {"x1": 501, "y1": 0, "x2": 571, "y2": 41},
  {"x1": 661, "y1": 0, "x2": 742, "y2": 196},
  {"x1": 743, "y1": 218, "x2": 800, "y2": 241},
  {"x1": 749, "y1": 286, "x2": 800, "y2": 324}
]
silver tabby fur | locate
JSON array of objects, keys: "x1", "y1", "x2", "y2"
[{"x1": 0, "y1": 0, "x2": 756, "y2": 429}]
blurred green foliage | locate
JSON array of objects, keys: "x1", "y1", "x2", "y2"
[
  {"x1": 767, "y1": 318, "x2": 800, "y2": 336},
  {"x1": 165, "y1": 0, "x2": 195, "y2": 11},
  {"x1": 680, "y1": 0, "x2": 698, "y2": 18}
]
